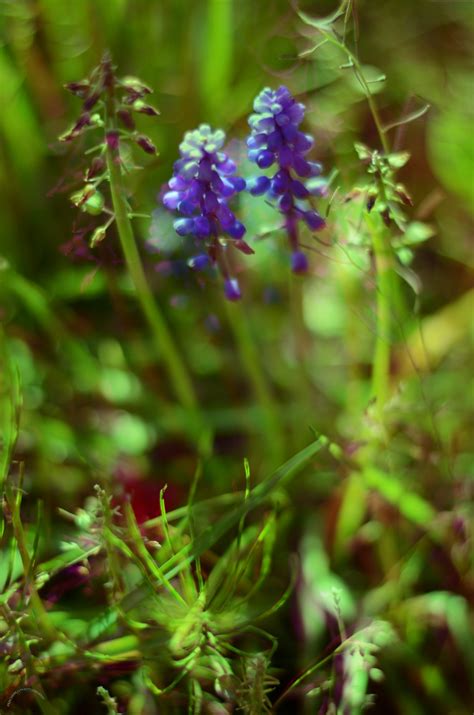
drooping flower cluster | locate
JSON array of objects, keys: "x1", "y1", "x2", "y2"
[
  {"x1": 246, "y1": 86, "x2": 326, "y2": 273},
  {"x1": 163, "y1": 125, "x2": 251, "y2": 300}
]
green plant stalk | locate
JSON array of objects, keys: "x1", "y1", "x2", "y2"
[
  {"x1": 0, "y1": 605, "x2": 56, "y2": 715},
  {"x1": 309, "y1": 18, "x2": 406, "y2": 423},
  {"x1": 224, "y1": 300, "x2": 285, "y2": 467},
  {"x1": 8, "y1": 490, "x2": 57, "y2": 642},
  {"x1": 105, "y1": 140, "x2": 198, "y2": 414},
  {"x1": 367, "y1": 215, "x2": 394, "y2": 421},
  {"x1": 201, "y1": 0, "x2": 233, "y2": 118}
]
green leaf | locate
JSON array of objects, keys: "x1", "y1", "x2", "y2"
[
  {"x1": 401, "y1": 221, "x2": 435, "y2": 246},
  {"x1": 387, "y1": 151, "x2": 410, "y2": 169},
  {"x1": 333, "y1": 473, "x2": 368, "y2": 559},
  {"x1": 84, "y1": 438, "x2": 328, "y2": 643},
  {"x1": 297, "y1": 3, "x2": 347, "y2": 29},
  {"x1": 363, "y1": 468, "x2": 435, "y2": 527},
  {"x1": 396, "y1": 247, "x2": 414, "y2": 266},
  {"x1": 383, "y1": 103, "x2": 431, "y2": 132},
  {"x1": 354, "y1": 142, "x2": 372, "y2": 161}
]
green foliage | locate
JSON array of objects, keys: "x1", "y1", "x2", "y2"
[{"x1": 0, "y1": 0, "x2": 473, "y2": 713}]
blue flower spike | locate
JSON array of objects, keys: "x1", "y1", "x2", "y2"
[
  {"x1": 163, "y1": 124, "x2": 250, "y2": 299},
  {"x1": 247, "y1": 86, "x2": 326, "y2": 272}
]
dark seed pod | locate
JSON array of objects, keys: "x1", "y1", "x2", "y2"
[
  {"x1": 65, "y1": 81, "x2": 90, "y2": 97},
  {"x1": 86, "y1": 157, "x2": 106, "y2": 180},
  {"x1": 136, "y1": 135, "x2": 157, "y2": 154},
  {"x1": 132, "y1": 100, "x2": 160, "y2": 116},
  {"x1": 59, "y1": 112, "x2": 92, "y2": 142},
  {"x1": 83, "y1": 91, "x2": 101, "y2": 111},
  {"x1": 367, "y1": 194, "x2": 377, "y2": 212},
  {"x1": 381, "y1": 208, "x2": 391, "y2": 226},
  {"x1": 117, "y1": 108, "x2": 135, "y2": 130},
  {"x1": 121, "y1": 76, "x2": 152, "y2": 96},
  {"x1": 75, "y1": 112, "x2": 92, "y2": 130},
  {"x1": 106, "y1": 130, "x2": 120, "y2": 150},
  {"x1": 395, "y1": 185, "x2": 414, "y2": 206}
]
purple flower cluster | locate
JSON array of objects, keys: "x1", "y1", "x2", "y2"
[
  {"x1": 162, "y1": 89, "x2": 327, "y2": 298},
  {"x1": 163, "y1": 125, "x2": 250, "y2": 300},
  {"x1": 246, "y1": 86, "x2": 326, "y2": 273}
]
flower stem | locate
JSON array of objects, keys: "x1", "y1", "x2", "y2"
[
  {"x1": 367, "y1": 214, "x2": 395, "y2": 422},
  {"x1": 105, "y1": 143, "x2": 198, "y2": 415}
]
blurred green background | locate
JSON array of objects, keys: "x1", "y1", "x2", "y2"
[{"x1": 0, "y1": 0, "x2": 473, "y2": 712}]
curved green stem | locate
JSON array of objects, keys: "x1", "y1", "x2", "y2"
[
  {"x1": 367, "y1": 214, "x2": 395, "y2": 422},
  {"x1": 304, "y1": 21, "x2": 390, "y2": 154},
  {"x1": 105, "y1": 145, "x2": 198, "y2": 415}
]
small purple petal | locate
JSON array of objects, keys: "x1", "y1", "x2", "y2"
[
  {"x1": 217, "y1": 204, "x2": 236, "y2": 229},
  {"x1": 210, "y1": 171, "x2": 225, "y2": 193},
  {"x1": 278, "y1": 145, "x2": 293, "y2": 168},
  {"x1": 279, "y1": 192, "x2": 293, "y2": 212},
  {"x1": 282, "y1": 123, "x2": 298, "y2": 143},
  {"x1": 174, "y1": 218, "x2": 195, "y2": 236},
  {"x1": 271, "y1": 170, "x2": 290, "y2": 195},
  {"x1": 308, "y1": 161, "x2": 323, "y2": 177},
  {"x1": 193, "y1": 216, "x2": 211, "y2": 238},
  {"x1": 217, "y1": 157, "x2": 237, "y2": 175},
  {"x1": 248, "y1": 176, "x2": 271, "y2": 196},
  {"x1": 204, "y1": 191, "x2": 219, "y2": 212},
  {"x1": 287, "y1": 102, "x2": 305, "y2": 125},
  {"x1": 257, "y1": 150, "x2": 274, "y2": 169},
  {"x1": 267, "y1": 130, "x2": 283, "y2": 151},
  {"x1": 228, "y1": 220, "x2": 246, "y2": 239},
  {"x1": 247, "y1": 133, "x2": 267, "y2": 149},
  {"x1": 294, "y1": 132, "x2": 314, "y2": 152},
  {"x1": 169, "y1": 175, "x2": 187, "y2": 190},
  {"x1": 291, "y1": 250, "x2": 309, "y2": 274},
  {"x1": 291, "y1": 180, "x2": 309, "y2": 199},
  {"x1": 303, "y1": 210, "x2": 326, "y2": 231},
  {"x1": 292, "y1": 154, "x2": 311, "y2": 177},
  {"x1": 163, "y1": 191, "x2": 181, "y2": 210},
  {"x1": 229, "y1": 176, "x2": 246, "y2": 192},
  {"x1": 177, "y1": 199, "x2": 197, "y2": 216},
  {"x1": 188, "y1": 254, "x2": 210, "y2": 270},
  {"x1": 275, "y1": 112, "x2": 290, "y2": 127},
  {"x1": 224, "y1": 278, "x2": 241, "y2": 301}
]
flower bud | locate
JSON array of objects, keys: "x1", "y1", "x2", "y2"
[
  {"x1": 106, "y1": 130, "x2": 120, "y2": 150},
  {"x1": 132, "y1": 100, "x2": 160, "y2": 116},
  {"x1": 83, "y1": 191, "x2": 105, "y2": 216},
  {"x1": 117, "y1": 108, "x2": 135, "y2": 130},
  {"x1": 90, "y1": 225, "x2": 108, "y2": 247},
  {"x1": 136, "y1": 135, "x2": 157, "y2": 154},
  {"x1": 59, "y1": 113, "x2": 92, "y2": 142},
  {"x1": 121, "y1": 76, "x2": 152, "y2": 95},
  {"x1": 70, "y1": 186, "x2": 95, "y2": 208},
  {"x1": 65, "y1": 81, "x2": 90, "y2": 97},
  {"x1": 86, "y1": 157, "x2": 106, "y2": 181},
  {"x1": 224, "y1": 278, "x2": 241, "y2": 301},
  {"x1": 83, "y1": 92, "x2": 101, "y2": 111}
]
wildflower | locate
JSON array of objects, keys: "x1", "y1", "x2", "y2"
[
  {"x1": 60, "y1": 53, "x2": 159, "y2": 251},
  {"x1": 163, "y1": 124, "x2": 251, "y2": 300},
  {"x1": 246, "y1": 86, "x2": 326, "y2": 272}
]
